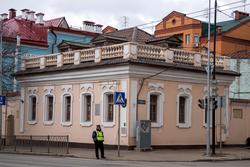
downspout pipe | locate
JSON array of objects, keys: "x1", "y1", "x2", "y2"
[{"x1": 50, "y1": 29, "x2": 57, "y2": 54}]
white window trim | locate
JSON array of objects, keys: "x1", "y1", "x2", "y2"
[
  {"x1": 80, "y1": 92, "x2": 94, "y2": 127},
  {"x1": 43, "y1": 93, "x2": 55, "y2": 126},
  {"x1": 176, "y1": 92, "x2": 192, "y2": 128},
  {"x1": 147, "y1": 91, "x2": 164, "y2": 128},
  {"x1": 61, "y1": 93, "x2": 73, "y2": 127},
  {"x1": 101, "y1": 90, "x2": 116, "y2": 128},
  {"x1": 194, "y1": 34, "x2": 200, "y2": 44},
  {"x1": 27, "y1": 94, "x2": 38, "y2": 125},
  {"x1": 185, "y1": 34, "x2": 191, "y2": 44}
]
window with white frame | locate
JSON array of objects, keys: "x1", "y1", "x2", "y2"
[
  {"x1": 150, "y1": 94, "x2": 158, "y2": 123},
  {"x1": 62, "y1": 94, "x2": 72, "y2": 124},
  {"x1": 176, "y1": 85, "x2": 192, "y2": 128},
  {"x1": 28, "y1": 95, "x2": 37, "y2": 122},
  {"x1": 185, "y1": 34, "x2": 190, "y2": 44},
  {"x1": 194, "y1": 34, "x2": 199, "y2": 44},
  {"x1": 178, "y1": 96, "x2": 186, "y2": 124},
  {"x1": 44, "y1": 95, "x2": 54, "y2": 123},
  {"x1": 148, "y1": 92, "x2": 164, "y2": 127},
  {"x1": 177, "y1": 95, "x2": 191, "y2": 127},
  {"x1": 80, "y1": 93, "x2": 92, "y2": 125},
  {"x1": 103, "y1": 93, "x2": 114, "y2": 123}
]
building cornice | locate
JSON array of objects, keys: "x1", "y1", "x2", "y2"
[{"x1": 17, "y1": 64, "x2": 235, "y2": 87}]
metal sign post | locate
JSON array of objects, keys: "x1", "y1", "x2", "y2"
[
  {"x1": 0, "y1": 95, "x2": 5, "y2": 150},
  {"x1": 114, "y1": 92, "x2": 125, "y2": 157},
  {"x1": 218, "y1": 96, "x2": 225, "y2": 153},
  {"x1": 118, "y1": 104, "x2": 121, "y2": 157}
]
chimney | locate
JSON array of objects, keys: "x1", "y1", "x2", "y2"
[
  {"x1": 27, "y1": 10, "x2": 35, "y2": 21},
  {"x1": 35, "y1": 12, "x2": 44, "y2": 24},
  {"x1": 21, "y1": 8, "x2": 29, "y2": 19},
  {"x1": 0, "y1": 13, "x2": 8, "y2": 20},
  {"x1": 83, "y1": 21, "x2": 95, "y2": 32},
  {"x1": 95, "y1": 24, "x2": 103, "y2": 33},
  {"x1": 8, "y1": 8, "x2": 16, "y2": 19},
  {"x1": 216, "y1": 26, "x2": 222, "y2": 34},
  {"x1": 234, "y1": 10, "x2": 249, "y2": 20}
]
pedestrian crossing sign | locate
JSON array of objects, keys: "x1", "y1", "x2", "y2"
[{"x1": 114, "y1": 92, "x2": 125, "y2": 105}]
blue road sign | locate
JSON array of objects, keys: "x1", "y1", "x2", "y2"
[
  {"x1": 0, "y1": 96, "x2": 6, "y2": 105},
  {"x1": 114, "y1": 92, "x2": 125, "y2": 105}
]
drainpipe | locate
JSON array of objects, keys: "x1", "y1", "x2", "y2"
[
  {"x1": 136, "y1": 67, "x2": 173, "y2": 121},
  {"x1": 50, "y1": 29, "x2": 57, "y2": 54}
]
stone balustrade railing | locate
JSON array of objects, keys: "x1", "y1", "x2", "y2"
[{"x1": 21, "y1": 42, "x2": 230, "y2": 71}]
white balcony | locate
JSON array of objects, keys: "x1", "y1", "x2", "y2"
[{"x1": 21, "y1": 42, "x2": 230, "y2": 71}]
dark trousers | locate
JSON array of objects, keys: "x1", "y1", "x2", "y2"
[{"x1": 95, "y1": 141, "x2": 104, "y2": 158}]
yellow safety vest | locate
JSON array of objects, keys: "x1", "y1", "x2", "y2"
[{"x1": 96, "y1": 131, "x2": 104, "y2": 141}]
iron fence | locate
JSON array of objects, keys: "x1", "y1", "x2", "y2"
[{"x1": 0, "y1": 135, "x2": 69, "y2": 154}]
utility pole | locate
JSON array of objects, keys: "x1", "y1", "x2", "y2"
[
  {"x1": 122, "y1": 16, "x2": 128, "y2": 28},
  {"x1": 212, "y1": 0, "x2": 218, "y2": 155},
  {"x1": 206, "y1": 0, "x2": 212, "y2": 156},
  {"x1": 243, "y1": 0, "x2": 247, "y2": 12}
]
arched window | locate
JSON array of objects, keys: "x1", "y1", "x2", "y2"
[
  {"x1": 28, "y1": 95, "x2": 38, "y2": 124},
  {"x1": 80, "y1": 93, "x2": 93, "y2": 126},
  {"x1": 101, "y1": 91, "x2": 115, "y2": 127},
  {"x1": 44, "y1": 94, "x2": 54, "y2": 125},
  {"x1": 176, "y1": 85, "x2": 192, "y2": 128},
  {"x1": 61, "y1": 93, "x2": 72, "y2": 126},
  {"x1": 177, "y1": 93, "x2": 192, "y2": 128},
  {"x1": 147, "y1": 91, "x2": 164, "y2": 128}
]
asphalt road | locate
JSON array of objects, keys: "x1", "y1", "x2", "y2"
[{"x1": 0, "y1": 153, "x2": 249, "y2": 167}]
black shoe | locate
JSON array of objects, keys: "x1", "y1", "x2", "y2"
[
  {"x1": 96, "y1": 157, "x2": 100, "y2": 159},
  {"x1": 101, "y1": 156, "x2": 106, "y2": 159}
]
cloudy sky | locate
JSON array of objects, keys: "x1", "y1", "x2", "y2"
[{"x1": 0, "y1": 0, "x2": 249, "y2": 33}]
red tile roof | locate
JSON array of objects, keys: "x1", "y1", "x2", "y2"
[
  {"x1": 45, "y1": 17, "x2": 67, "y2": 28},
  {"x1": 3, "y1": 18, "x2": 48, "y2": 46},
  {"x1": 2, "y1": 16, "x2": 97, "y2": 47}
]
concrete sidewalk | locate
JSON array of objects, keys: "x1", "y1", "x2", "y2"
[
  {"x1": 1, "y1": 147, "x2": 250, "y2": 162},
  {"x1": 69, "y1": 147, "x2": 250, "y2": 162}
]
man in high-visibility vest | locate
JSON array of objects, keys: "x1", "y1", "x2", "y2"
[{"x1": 92, "y1": 125, "x2": 105, "y2": 159}]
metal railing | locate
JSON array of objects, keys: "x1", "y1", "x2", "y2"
[{"x1": 0, "y1": 135, "x2": 69, "y2": 154}]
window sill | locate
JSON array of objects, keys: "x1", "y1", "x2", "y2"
[
  {"x1": 80, "y1": 122, "x2": 93, "y2": 127},
  {"x1": 27, "y1": 121, "x2": 37, "y2": 125},
  {"x1": 102, "y1": 122, "x2": 115, "y2": 128},
  {"x1": 61, "y1": 122, "x2": 72, "y2": 127},
  {"x1": 151, "y1": 122, "x2": 163, "y2": 128},
  {"x1": 177, "y1": 124, "x2": 191, "y2": 129},
  {"x1": 44, "y1": 121, "x2": 54, "y2": 126}
]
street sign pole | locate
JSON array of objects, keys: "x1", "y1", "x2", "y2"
[
  {"x1": 219, "y1": 104, "x2": 222, "y2": 153},
  {"x1": 114, "y1": 91, "x2": 125, "y2": 157},
  {"x1": 118, "y1": 104, "x2": 121, "y2": 157}
]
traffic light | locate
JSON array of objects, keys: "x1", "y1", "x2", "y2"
[
  {"x1": 198, "y1": 99, "x2": 205, "y2": 109},
  {"x1": 212, "y1": 98, "x2": 218, "y2": 110}
]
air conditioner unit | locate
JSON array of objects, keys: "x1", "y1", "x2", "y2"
[{"x1": 193, "y1": 43, "x2": 199, "y2": 48}]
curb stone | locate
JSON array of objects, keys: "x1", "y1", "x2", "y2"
[{"x1": 1, "y1": 150, "x2": 250, "y2": 162}]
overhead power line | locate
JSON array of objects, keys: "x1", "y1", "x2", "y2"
[
  {"x1": 139, "y1": 3, "x2": 250, "y2": 32},
  {"x1": 136, "y1": 0, "x2": 249, "y2": 30}
]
